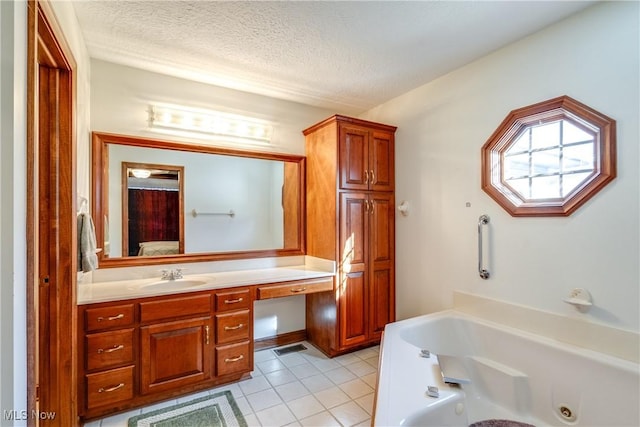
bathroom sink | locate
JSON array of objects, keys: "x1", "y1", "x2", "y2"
[{"x1": 140, "y1": 277, "x2": 210, "y2": 291}]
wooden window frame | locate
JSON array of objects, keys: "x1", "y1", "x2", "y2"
[{"x1": 481, "y1": 96, "x2": 616, "y2": 216}]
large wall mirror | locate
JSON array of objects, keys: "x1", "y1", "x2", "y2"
[{"x1": 92, "y1": 132, "x2": 306, "y2": 267}]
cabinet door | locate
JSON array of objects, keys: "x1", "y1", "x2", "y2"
[
  {"x1": 339, "y1": 193, "x2": 368, "y2": 347},
  {"x1": 369, "y1": 131, "x2": 395, "y2": 192},
  {"x1": 339, "y1": 125, "x2": 370, "y2": 191},
  {"x1": 368, "y1": 194, "x2": 395, "y2": 339},
  {"x1": 140, "y1": 317, "x2": 212, "y2": 394}
]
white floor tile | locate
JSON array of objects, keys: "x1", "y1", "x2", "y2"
[
  {"x1": 289, "y1": 362, "x2": 321, "y2": 379},
  {"x1": 93, "y1": 342, "x2": 381, "y2": 427},
  {"x1": 338, "y1": 378, "x2": 374, "y2": 400},
  {"x1": 99, "y1": 409, "x2": 141, "y2": 427},
  {"x1": 275, "y1": 380, "x2": 310, "y2": 402},
  {"x1": 355, "y1": 392, "x2": 375, "y2": 415},
  {"x1": 234, "y1": 396, "x2": 255, "y2": 417},
  {"x1": 265, "y1": 368, "x2": 298, "y2": 387},
  {"x1": 333, "y1": 353, "x2": 360, "y2": 366},
  {"x1": 313, "y1": 386, "x2": 351, "y2": 409},
  {"x1": 300, "y1": 374, "x2": 334, "y2": 393},
  {"x1": 361, "y1": 372, "x2": 378, "y2": 388},
  {"x1": 239, "y1": 375, "x2": 273, "y2": 395},
  {"x1": 139, "y1": 398, "x2": 178, "y2": 414},
  {"x1": 246, "y1": 388, "x2": 284, "y2": 412},
  {"x1": 329, "y1": 401, "x2": 369, "y2": 426},
  {"x1": 324, "y1": 366, "x2": 357, "y2": 384},
  {"x1": 176, "y1": 389, "x2": 209, "y2": 403},
  {"x1": 254, "y1": 348, "x2": 278, "y2": 363},
  {"x1": 255, "y1": 403, "x2": 297, "y2": 427},
  {"x1": 286, "y1": 394, "x2": 325, "y2": 420},
  {"x1": 257, "y1": 357, "x2": 287, "y2": 374},
  {"x1": 298, "y1": 411, "x2": 341, "y2": 427},
  {"x1": 345, "y1": 360, "x2": 376, "y2": 377},
  {"x1": 243, "y1": 412, "x2": 261, "y2": 426},
  {"x1": 278, "y1": 352, "x2": 308, "y2": 367},
  {"x1": 308, "y1": 357, "x2": 341, "y2": 372}
]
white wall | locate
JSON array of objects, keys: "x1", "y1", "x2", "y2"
[
  {"x1": 90, "y1": 60, "x2": 337, "y2": 338},
  {"x1": 0, "y1": 1, "x2": 27, "y2": 423},
  {"x1": 0, "y1": 0, "x2": 91, "y2": 423},
  {"x1": 107, "y1": 145, "x2": 284, "y2": 257},
  {"x1": 361, "y1": 1, "x2": 640, "y2": 333},
  {"x1": 90, "y1": 59, "x2": 336, "y2": 156}
]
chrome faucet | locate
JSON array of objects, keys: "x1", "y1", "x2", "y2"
[{"x1": 161, "y1": 268, "x2": 183, "y2": 281}]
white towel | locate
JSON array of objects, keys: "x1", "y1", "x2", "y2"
[{"x1": 77, "y1": 212, "x2": 99, "y2": 272}]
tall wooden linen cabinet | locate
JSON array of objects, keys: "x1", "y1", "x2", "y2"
[{"x1": 304, "y1": 115, "x2": 396, "y2": 357}]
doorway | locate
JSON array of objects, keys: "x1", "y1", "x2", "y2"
[{"x1": 27, "y1": 1, "x2": 77, "y2": 425}]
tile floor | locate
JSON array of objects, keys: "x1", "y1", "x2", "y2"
[{"x1": 87, "y1": 342, "x2": 380, "y2": 427}]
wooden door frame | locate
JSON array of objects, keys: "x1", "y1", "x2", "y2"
[{"x1": 27, "y1": 1, "x2": 77, "y2": 425}]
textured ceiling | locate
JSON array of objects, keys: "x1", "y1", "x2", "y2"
[{"x1": 71, "y1": 1, "x2": 595, "y2": 114}]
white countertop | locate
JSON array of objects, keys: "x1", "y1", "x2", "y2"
[{"x1": 78, "y1": 258, "x2": 335, "y2": 305}]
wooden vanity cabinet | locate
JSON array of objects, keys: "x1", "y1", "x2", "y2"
[
  {"x1": 213, "y1": 288, "x2": 253, "y2": 377},
  {"x1": 304, "y1": 115, "x2": 396, "y2": 356},
  {"x1": 81, "y1": 303, "x2": 136, "y2": 413},
  {"x1": 139, "y1": 294, "x2": 213, "y2": 395},
  {"x1": 77, "y1": 287, "x2": 254, "y2": 421}
]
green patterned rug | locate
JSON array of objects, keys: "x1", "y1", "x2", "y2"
[{"x1": 128, "y1": 390, "x2": 248, "y2": 427}]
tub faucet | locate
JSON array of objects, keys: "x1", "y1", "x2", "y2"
[{"x1": 161, "y1": 268, "x2": 183, "y2": 281}]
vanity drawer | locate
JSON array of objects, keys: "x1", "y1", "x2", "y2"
[
  {"x1": 140, "y1": 294, "x2": 211, "y2": 323},
  {"x1": 86, "y1": 365, "x2": 134, "y2": 409},
  {"x1": 215, "y1": 341, "x2": 251, "y2": 376},
  {"x1": 85, "y1": 304, "x2": 135, "y2": 332},
  {"x1": 86, "y1": 328, "x2": 134, "y2": 371},
  {"x1": 214, "y1": 289, "x2": 251, "y2": 312},
  {"x1": 257, "y1": 277, "x2": 333, "y2": 300},
  {"x1": 215, "y1": 310, "x2": 250, "y2": 344}
]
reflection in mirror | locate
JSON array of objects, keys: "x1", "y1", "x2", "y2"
[
  {"x1": 122, "y1": 162, "x2": 184, "y2": 257},
  {"x1": 92, "y1": 132, "x2": 306, "y2": 268}
]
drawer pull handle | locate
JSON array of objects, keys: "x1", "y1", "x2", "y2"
[
  {"x1": 290, "y1": 287, "x2": 307, "y2": 293},
  {"x1": 98, "y1": 383, "x2": 124, "y2": 393},
  {"x1": 224, "y1": 355, "x2": 244, "y2": 363},
  {"x1": 205, "y1": 325, "x2": 210, "y2": 345},
  {"x1": 224, "y1": 297, "x2": 244, "y2": 304},
  {"x1": 97, "y1": 344, "x2": 124, "y2": 354},
  {"x1": 97, "y1": 313, "x2": 124, "y2": 322},
  {"x1": 224, "y1": 323, "x2": 244, "y2": 331}
]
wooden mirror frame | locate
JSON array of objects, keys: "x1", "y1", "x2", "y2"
[
  {"x1": 92, "y1": 132, "x2": 306, "y2": 267},
  {"x1": 481, "y1": 96, "x2": 616, "y2": 217}
]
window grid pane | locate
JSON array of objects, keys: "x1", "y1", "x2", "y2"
[{"x1": 503, "y1": 119, "x2": 595, "y2": 200}]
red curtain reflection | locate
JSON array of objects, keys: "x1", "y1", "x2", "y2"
[{"x1": 128, "y1": 189, "x2": 179, "y2": 256}]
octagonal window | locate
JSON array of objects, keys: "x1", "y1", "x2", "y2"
[{"x1": 481, "y1": 96, "x2": 616, "y2": 217}]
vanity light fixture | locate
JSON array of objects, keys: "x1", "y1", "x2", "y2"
[
  {"x1": 131, "y1": 168, "x2": 151, "y2": 179},
  {"x1": 147, "y1": 103, "x2": 273, "y2": 144}
]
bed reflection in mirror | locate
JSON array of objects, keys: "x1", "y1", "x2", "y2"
[{"x1": 123, "y1": 163, "x2": 184, "y2": 257}]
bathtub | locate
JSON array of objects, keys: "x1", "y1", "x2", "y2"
[{"x1": 374, "y1": 310, "x2": 639, "y2": 426}]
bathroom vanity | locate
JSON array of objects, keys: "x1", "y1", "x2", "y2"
[{"x1": 77, "y1": 265, "x2": 333, "y2": 421}]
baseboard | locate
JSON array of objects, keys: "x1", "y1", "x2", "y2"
[{"x1": 254, "y1": 330, "x2": 307, "y2": 351}]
